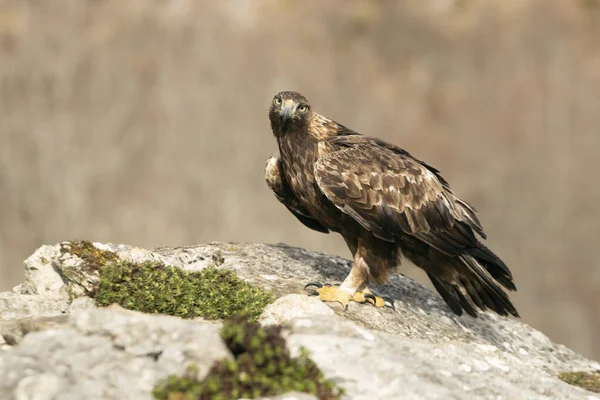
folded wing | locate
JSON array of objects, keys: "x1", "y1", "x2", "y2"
[
  {"x1": 265, "y1": 152, "x2": 329, "y2": 234},
  {"x1": 314, "y1": 136, "x2": 517, "y2": 311},
  {"x1": 314, "y1": 136, "x2": 482, "y2": 252}
]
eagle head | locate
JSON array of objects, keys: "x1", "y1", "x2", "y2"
[{"x1": 269, "y1": 91, "x2": 312, "y2": 136}]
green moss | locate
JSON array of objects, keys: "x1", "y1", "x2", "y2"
[
  {"x1": 59, "y1": 240, "x2": 271, "y2": 319},
  {"x1": 153, "y1": 316, "x2": 343, "y2": 400},
  {"x1": 60, "y1": 240, "x2": 118, "y2": 273},
  {"x1": 559, "y1": 370, "x2": 600, "y2": 393},
  {"x1": 94, "y1": 261, "x2": 273, "y2": 321}
]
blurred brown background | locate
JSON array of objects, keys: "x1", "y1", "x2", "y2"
[{"x1": 1, "y1": 0, "x2": 599, "y2": 359}]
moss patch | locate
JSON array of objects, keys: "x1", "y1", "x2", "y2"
[
  {"x1": 94, "y1": 261, "x2": 273, "y2": 321},
  {"x1": 58, "y1": 241, "x2": 120, "y2": 297},
  {"x1": 153, "y1": 316, "x2": 343, "y2": 400},
  {"x1": 559, "y1": 370, "x2": 600, "y2": 393},
  {"x1": 60, "y1": 240, "x2": 118, "y2": 273}
]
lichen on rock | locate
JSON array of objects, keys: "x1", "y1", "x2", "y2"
[
  {"x1": 60, "y1": 240, "x2": 119, "y2": 273},
  {"x1": 559, "y1": 370, "x2": 600, "y2": 393},
  {"x1": 59, "y1": 240, "x2": 120, "y2": 298}
]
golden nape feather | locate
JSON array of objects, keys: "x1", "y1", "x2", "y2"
[{"x1": 265, "y1": 90, "x2": 518, "y2": 317}]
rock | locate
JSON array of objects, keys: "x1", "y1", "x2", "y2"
[
  {"x1": 0, "y1": 291, "x2": 69, "y2": 321},
  {"x1": 0, "y1": 334, "x2": 8, "y2": 350},
  {"x1": 0, "y1": 306, "x2": 229, "y2": 400},
  {"x1": 0, "y1": 241, "x2": 599, "y2": 400},
  {"x1": 14, "y1": 373, "x2": 65, "y2": 400},
  {"x1": 67, "y1": 296, "x2": 96, "y2": 312},
  {"x1": 285, "y1": 312, "x2": 592, "y2": 399},
  {"x1": 257, "y1": 393, "x2": 317, "y2": 400},
  {"x1": 21, "y1": 245, "x2": 65, "y2": 295},
  {"x1": 259, "y1": 294, "x2": 334, "y2": 326},
  {"x1": 0, "y1": 314, "x2": 68, "y2": 345}
]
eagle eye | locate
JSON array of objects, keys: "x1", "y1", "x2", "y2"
[
  {"x1": 298, "y1": 104, "x2": 308, "y2": 113},
  {"x1": 273, "y1": 97, "x2": 282, "y2": 106}
]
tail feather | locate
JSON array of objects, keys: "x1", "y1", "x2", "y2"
[
  {"x1": 427, "y1": 252, "x2": 519, "y2": 318},
  {"x1": 427, "y1": 272, "x2": 466, "y2": 316},
  {"x1": 466, "y1": 242, "x2": 516, "y2": 291}
]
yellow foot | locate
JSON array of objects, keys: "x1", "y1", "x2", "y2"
[{"x1": 304, "y1": 282, "x2": 394, "y2": 309}]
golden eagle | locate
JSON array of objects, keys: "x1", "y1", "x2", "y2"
[{"x1": 265, "y1": 91, "x2": 518, "y2": 317}]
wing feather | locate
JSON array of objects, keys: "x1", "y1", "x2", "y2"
[
  {"x1": 265, "y1": 152, "x2": 329, "y2": 234},
  {"x1": 314, "y1": 137, "x2": 484, "y2": 254}
]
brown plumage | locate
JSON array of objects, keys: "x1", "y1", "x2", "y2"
[{"x1": 265, "y1": 91, "x2": 518, "y2": 317}]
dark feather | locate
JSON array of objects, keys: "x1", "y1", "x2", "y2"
[
  {"x1": 427, "y1": 272, "x2": 464, "y2": 316},
  {"x1": 459, "y1": 255, "x2": 519, "y2": 317},
  {"x1": 267, "y1": 93, "x2": 518, "y2": 318},
  {"x1": 312, "y1": 135, "x2": 518, "y2": 317},
  {"x1": 265, "y1": 153, "x2": 330, "y2": 234},
  {"x1": 284, "y1": 205, "x2": 330, "y2": 233}
]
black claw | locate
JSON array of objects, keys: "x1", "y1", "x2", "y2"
[
  {"x1": 363, "y1": 293, "x2": 377, "y2": 305},
  {"x1": 304, "y1": 282, "x2": 323, "y2": 290},
  {"x1": 382, "y1": 296, "x2": 395, "y2": 310}
]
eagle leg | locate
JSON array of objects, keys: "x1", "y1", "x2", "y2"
[
  {"x1": 303, "y1": 256, "x2": 394, "y2": 309},
  {"x1": 304, "y1": 285, "x2": 391, "y2": 309}
]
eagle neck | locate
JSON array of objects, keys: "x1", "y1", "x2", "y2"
[{"x1": 278, "y1": 128, "x2": 318, "y2": 157}]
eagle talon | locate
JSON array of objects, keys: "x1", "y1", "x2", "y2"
[
  {"x1": 382, "y1": 296, "x2": 395, "y2": 310},
  {"x1": 304, "y1": 282, "x2": 323, "y2": 290},
  {"x1": 350, "y1": 291, "x2": 390, "y2": 309},
  {"x1": 363, "y1": 293, "x2": 377, "y2": 305}
]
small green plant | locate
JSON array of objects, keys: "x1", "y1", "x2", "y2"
[
  {"x1": 94, "y1": 260, "x2": 273, "y2": 321},
  {"x1": 153, "y1": 316, "x2": 343, "y2": 400},
  {"x1": 559, "y1": 370, "x2": 600, "y2": 393}
]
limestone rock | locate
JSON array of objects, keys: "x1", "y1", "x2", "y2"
[
  {"x1": 0, "y1": 305, "x2": 229, "y2": 400},
  {"x1": 0, "y1": 334, "x2": 8, "y2": 350},
  {"x1": 68, "y1": 296, "x2": 96, "y2": 312},
  {"x1": 285, "y1": 312, "x2": 595, "y2": 400},
  {"x1": 259, "y1": 294, "x2": 334, "y2": 326},
  {"x1": 0, "y1": 241, "x2": 598, "y2": 400},
  {"x1": 257, "y1": 393, "x2": 318, "y2": 400},
  {"x1": 21, "y1": 244, "x2": 65, "y2": 295},
  {"x1": 0, "y1": 291, "x2": 69, "y2": 321},
  {"x1": 0, "y1": 314, "x2": 68, "y2": 345}
]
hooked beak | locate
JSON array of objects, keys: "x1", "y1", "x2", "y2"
[{"x1": 280, "y1": 100, "x2": 295, "y2": 127}]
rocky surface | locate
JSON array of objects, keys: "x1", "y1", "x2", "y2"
[
  {"x1": 0, "y1": 305, "x2": 229, "y2": 400},
  {"x1": 1, "y1": 241, "x2": 599, "y2": 400}
]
